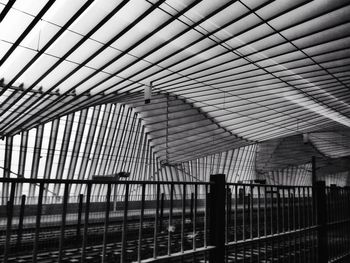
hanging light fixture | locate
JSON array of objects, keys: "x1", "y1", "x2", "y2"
[
  {"x1": 303, "y1": 133, "x2": 309, "y2": 144},
  {"x1": 144, "y1": 82, "x2": 152, "y2": 104}
]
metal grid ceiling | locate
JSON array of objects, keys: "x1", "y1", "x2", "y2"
[{"x1": 0, "y1": 0, "x2": 350, "y2": 164}]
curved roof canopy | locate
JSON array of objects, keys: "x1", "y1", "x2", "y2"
[{"x1": 0, "y1": 0, "x2": 350, "y2": 163}]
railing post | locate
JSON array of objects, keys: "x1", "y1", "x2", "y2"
[
  {"x1": 159, "y1": 192, "x2": 164, "y2": 232},
  {"x1": 76, "y1": 193, "x2": 83, "y2": 239},
  {"x1": 16, "y1": 194, "x2": 26, "y2": 248},
  {"x1": 4, "y1": 182, "x2": 16, "y2": 263},
  {"x1": 209, "y1": 174, "x2": 226, "y2": 263},
  {"x1": 190, "y1": 192, "x2": 194, "y2": 222},
  {"x1": 316, "y1": 181, "x2": 328, "y2": 263}
]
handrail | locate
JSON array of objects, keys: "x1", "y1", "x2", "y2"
[{"x1": 0, "y1": 177, "x2": 213, "y2": 185}]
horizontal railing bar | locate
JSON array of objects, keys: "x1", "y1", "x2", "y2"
[
  {"x1": 226, "y1": 182, "x2": 314, "y2": 188},
  {"x1": 328, "y1": 252, "x2": 350, "y2": 263},
  {"x1": 226, "y1": 225, "x2": 318, "y2": 247},
  {"x1": 326, "y1": 218, "x2": 350, "y2": 226},
  {"x1": 140, "y1": 246, "x2": 215, "y2": 263},
  {"x1": 3, "y1": 178, "x2": 349, "y2": 189},
  {"x1": 0, "y1": 178, "x2": 213, "y2": 185}
]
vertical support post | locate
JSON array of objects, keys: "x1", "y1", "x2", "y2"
[
  {"x1": 102, "y1": 184, "x2": 111, "y2": 263},
  {"x1": 4, "y1": 182, "x2": 16, "y2": 263},
  {"x1": 167, "y1": 184, "x2": 174, "y2": 256},
  {"x1": 58, "y1": 183, "x2": 69, "y2": 263},
  {"x1": 121, "y1": 183, "x2": 129, "y2": 262},
  {"x1": 311, "y1": 156, "x2": 317, "y2": 261},
  {"x1": 138, "y1": 183, "x2": 146, "y2": 262},
  {"x1": 226, "y1": 188, "x2": 232, "y2": 243},
  {"x1": 190, "y1": 192, "x2": 194, "y2": 222},
  {"x1": 181, "y1": 184, "x2": 186, "y2": 253},
  {"x1": 312, "y1": 156, "x2": 317, "y2": 213},
  {"x1": 311, "y1": 156, "x2": 317, "y2": 186},
  {"x1": 16, "y1": 194, "x2": 26, "y2": 248},
  {"x1": 33, "y1": 182, "x2": 44, "y2": 263},
  {"x1": 159, "y1": 192, "x2": 164, "y2": 233},
  {"x1": 76, "y1": 193, "x2": 83, "y2": 239},
  {"x1": 152, "y1": 183, "x2": 160, "y2": 259},
  {"x1": 81, "y1": 183, "x2": 91, "y2": 263},
  {"x1": 193, "y1": 184, "x2": 198, "y2": 251},
  {"x1": 209, "y1": 174, "x2": 226, "y2": 263},
  {"x1": 316, "y1": 181, "x2": 328, "y2": 263},
  {"x1": 257, "y1": 186, "x2": 261, "y2": 262},
  {"x1": 3, "y1": 136, "x2": 13, "y2": 204},
  {"x1": 204, "y1": 185, "x2": 209, "y2": 249}
]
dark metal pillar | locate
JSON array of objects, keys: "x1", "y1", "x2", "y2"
[
  {"x1": 16, "y1": 194, "x2": 26, "y2": 248},
  {"x1": 316, "y1": 181, "x2": 328, "y2": 263},
  {"x1": 312, "y1": 156, "x2": 317, "y2": 186},
  {"x1": 209, "y1": 174, "x2": 226, "y2": 263},
  {"x1": 159, "y1": 192, "x2": 165, "y2": 232},
  {"x1": 312, "y1": 156, "x2": 317, "y2": 219},
  {"x1": 76, "y1": 194, "x2": 83, "y2": 239}
]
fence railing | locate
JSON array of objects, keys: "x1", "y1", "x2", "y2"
[
  {"x1": 0, "y1": 178, "x2": 212, "y2": 263},
  {"x1": 1, "y1": 176, "x2": 350, "y2": 263}
]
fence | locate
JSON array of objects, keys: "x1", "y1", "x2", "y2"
[{"x1": 0, "y1": 176, "x2": 350, "y2": 263}]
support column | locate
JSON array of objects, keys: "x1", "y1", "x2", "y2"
[
  {"x1": 312, "y1": 156, "x2": 317, "y2": 217},
  {"x1": 316, "y1": 181, "x2": 328, "y2": 263},
  {"x1": 209, "y1": 174, "x2": 226, "y2": 263},
  {"x1": 312, "y1": 156, "x2": 316, "y2": 186}
]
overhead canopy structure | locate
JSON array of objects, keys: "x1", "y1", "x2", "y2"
[{"x1": 0, "y1": 0, "x2": 350, "y2": 184}]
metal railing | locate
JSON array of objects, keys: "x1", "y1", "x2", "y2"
[
  {"x1": 1, "y1": 176, "x2": 350, "y2": 263},
  {"x1": 326, "y1": 185, "x2": 350, "y2": 262},
  {"x1": 224, "y1": 183, "x2": 317, "y2": 263},
  {"x1": 0, "y1": 178, "x2": 213, "y2": 263}
]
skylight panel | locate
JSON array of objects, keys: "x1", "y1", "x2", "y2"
[
  {"x1": 333, "y1": 71, "x2": 350, "y2": 78},
  {"x1": 294, "y1": 23, "x2": 350, "y2": 50},
  {"x1": 242, "y1": 41, "x2": 295, "y2": 65},
  {"x1": 67, "y1": 38, "x2": 104, "y2": 65},
  {"x1": 90, "y1": 75, "x2": 128, "y2": 95},
  {"x1": 86, "y1": 46, "x2": 123, "y2": 71},
  {"x1": 68, "y1": 0, "x2": 112, "y2": 36},
  {"x1": 268, "y1": 0, "x2": 344, "y2": 31},
  {"x1": 257, "y1": 50, "x2": 305, "y2": 67},
  {"x1": 53, "y1": 66, "x2": 95, "y2": 93},
  {"x1": 36, "y1": 61, "x2": 77, "y2": 91},
  {"x1": 266, "y1": 57, "x2": 310, "y2": 71},
  {"x1": 0, "y1": 39, "x2": 10, "y2": 66},
  {"x1": 0, "y1": 92, "x2": 37, "y2": 122},
  {"x1": 42, "y1": 0, "x2": 85, "y2": 26},
  {"x1": 0, "y1": 90, "x2": 13, "y2": 105},
  {"x1": 89, "y1": 12, "x2": 130, "y2": 45},
  {"x1": 108, "y1": 60, "x2": 150, "y2": 81},
  {"x1": 199, "y1": 1, "x2": 247, "y2": 33},
  {"x1": 155, "y1": 49, "x2": 194, "y2": 69},
  {"x1": 219, "y1": 13, "x2": 261, "y2": 42},
  {"x1": 328, "y1": 65, "x2": 350, "y2": 74},
  {"x1": 12, "y1": 0, "x2": 47, "y2": 16},
  {"x1": 231, "y1": 24, "x2": 275, "y2": 50},
  {"x1": 281, "y1": 6, "x2": 350, "y2": 41},
  {"x1": 130, "y1": 21, "x2": 189, "y2": 58},
  {"x1": 108, "y1": 81, "x2": 143, "y2": 94},
  {"x1": 110, "y1": 10, "x2": 169, "y2": 52},
  {"x1": 273, "y1": 64, "x2": 320, "y2": 78},
  {"x1": 45, "y1": 30, "x2": 83, "y2": 58},
  {"x1": 16, "y1": 53, "x2": 59, "y2": 90},
  {"x1": 74, "y1": 71, "x2": 111, "y2": 94},
  {"x1": 144, "y1": 29, "x2": 204, "y2": 63},
  {"x1": 92, "y1": 0, "x2": 150, "y2": 46},
  {"x1": 0, "y1": 8, "x2": 32, "y2": 43},
  {"x1": 0, "y1": 46, "x2": 37, "y2": 83},
  {"x1": 21, "y1": 20, "x2": 60, "y2": 51}
]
